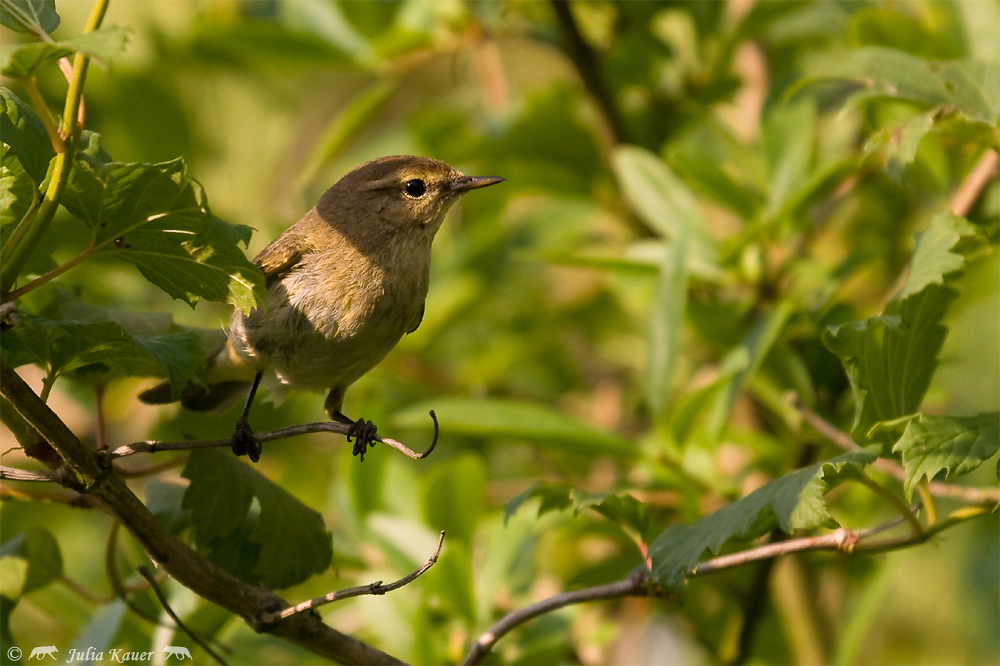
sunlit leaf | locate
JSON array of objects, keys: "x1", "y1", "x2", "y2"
[
  {"x1": 1, "y1": 87, "x2": 54, "y2": 183},
  {"x1": 61, "y1": 158, "x2": 266, "y2": 311},
  {"x1": 648, "y1": 449, "x2": 877, "y2": 596},
  {"x1": 891, "y1": 413, "x2": 999, "y2": 500},
  {"x1": 824, "y1": 214, "x2": 981, "y2": 442},
  {"x1": 790, "y1": 46, "x2": 1000, "y2": 126},
  {"x1": 0, "y1": 26, "x2": 130, "y2": 78}
]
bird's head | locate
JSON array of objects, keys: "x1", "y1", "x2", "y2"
[{"x1": 321, "y1": 155, "x2": 504, "y2": 240}]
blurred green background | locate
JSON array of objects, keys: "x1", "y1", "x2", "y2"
[{"x1": 2, "y1": 1, "x2": 998, "y2": 664}]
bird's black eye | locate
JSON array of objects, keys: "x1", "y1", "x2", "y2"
[{"x1": 404, "y1": 179, "x2": 426, "y2": 198}]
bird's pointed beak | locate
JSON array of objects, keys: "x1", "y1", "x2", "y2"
[{"x1": 448, "y1": 175, "x2": 505, "y2": 193}]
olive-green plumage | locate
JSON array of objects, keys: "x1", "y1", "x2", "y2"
[{"x1": 141, "y1": 155, "x2": 502, "y2": 456}]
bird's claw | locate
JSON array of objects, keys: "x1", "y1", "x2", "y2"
[
  {"x1": 346, "y1": 418, "x2": 378, "y2": 461},
  {"x1": 232, "y1": 417, "x2": 262, "y2": 462}
]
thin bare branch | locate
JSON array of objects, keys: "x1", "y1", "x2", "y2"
[
  {"x1": 951, "y1": 149, "x2": 999, "y2": 217},
  {"x1": 264, "y1": 531, "x2": 446, "y2": 624},
  {"x1": 798, "y1": 406, "x2": 1000, "y2": 504},
  {"x1": 464, "y1": 576, "x2": 648, "y2": 665},
  {"x1": 462, "y1": 504, "x2": 957, "y2": 666},
  {"x1": 1, "y1": 359, "x2": 405, "y2": 665},
  {"x1": 138, "y1": 565, "x2": 229, "y2": 666},
  {"x1": 0, "y1": 465, "x2": 58, "y2": 482},
  {"x1": 106, "y1": 410, "x2": 440, "y2": 461}
]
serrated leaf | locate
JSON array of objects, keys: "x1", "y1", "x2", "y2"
[
  {"x1": 0, "y1": 0, "x2": 59, "y2": 35},
  {"x1": 504, "y1": 483, "x2": 654, "y2": 542},
  {"x1": 182, "y1": 450, "x2": 332, "y2": 588},
  {"x1": 895, "y1": 213, "x2": 979, "y2": 301},
  {"x1": 1, "y1": 87, "x2": 54, "y2": 183},
  {"x1": 1, "y1": 148, "x2": 38, "y2": 242},
  {"x1": 892, "y1": 413, "x2": 1000, "y2": 500},
  {"x1": 0, "y1": 26, "x2": 130, "y2": 79},
  {"x1": 790, "y1": 47, "x2": 1000, "y2": 126},
  {"x1": 649, "y1": 449, "x2": 877, "y2": 596},
  {"x1": 0, "y1": 314, "x2": 206, "y2": 395},
  {"x1": 62, "y1": 159, "x2": 265, "y2": 311},
  {"x1": 612, "y1": 145, "x2": 721, "y2": 280},
  {"x1": 393, "y1": 398, "x2": 635, "y2": 458},
  {"x1": 863, "y1": 108, "x2": 936, "y2": 179},
  {"x1": 823, "y1": 214, "x2": 980, "y2": 442},
  {"x1": 0, "y1": 527, "x2": 62, "y2": 597}
]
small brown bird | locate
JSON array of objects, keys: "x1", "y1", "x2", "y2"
[{"x1": 141, "y1": 155, "x2": 503, "y2": 461}]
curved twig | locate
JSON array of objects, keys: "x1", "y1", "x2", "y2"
[
  {"x1": 462, "y1": 505, "x2": 950, "y2": 666},
  {"x1": 106, "y1": 410, "x2": 441, "y2": 461},
  {"x1": 138, "y1": 565, "x2": 229, "y2": 666},
  {"x1": 263, "y1": 531, "x2": 446, "y2": 625},
  {"x1": 463, "y1": 576, "x2": 649, "y2": 665}
]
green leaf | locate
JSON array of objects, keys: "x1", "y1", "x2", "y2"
[
  {"x1": 0, "y1": 527, "x2": 62, "y2": 597},
  {"x1": 612, "y1": 145, "x2": 721, "y2": 280},
  {"x1": 647, "y1": 236, "x2": 688, "y2": 418},
  {"x1": 144, "y1": 480, "x2": 192, "y2": 534},
  {"x1": 182, "y1": 449, "x2": 332, "y2": 588},
  {"x1": 0, "y1": 314, "x2": 207, "y2": 395},
  {"x1": 863, "y1": 108, "x2": 936, "y2": 179},
  {"x1": 0, "y1": 26, "x2": 130, "y2": 79},
  {"x1": 891, "y1": 413, "x2": 1000, "y2": 500},
  {"x1": 62, "y1": 159, "x2": 265, "y2": 311},
  {"x1": 420, "y1": 454, "x2": 486, "y2": 545},
  {"x1": 1, "y1": 148, "x2": 38, "y2": 243},
  {"x1": 763, "y1": 97, "x2": 816, "y2": 221},
  {"x1": 895, "y1": 213, "x2": 980, "y2": 301},
  {"x1": 504, "y1": 482, "x2": 654, "y2": 543},
  {"x1": 823, "y1": 214, "x2": 980, "y2": 442},
  {"x1": 0, "y1": 0, "x2": 59, "y2": 35},
  {"x1": 847, "y1": 7, "x2": 964, "y2": 60},
  {"x1": 648, "y1": 449, "x2": 877, "y2": 596},
  {"x1": 392, "y1": 398, "x2": 635, "y2": 458},
  {"x1": 1, "y1": 87, "x2": 54, "y2": 183},
  {"x1": 790, "y1": 47, "x2": 1000, "y2": 126}
]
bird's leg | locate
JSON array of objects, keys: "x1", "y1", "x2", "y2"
[
  {"x1": 330, "y1": 410, "x2": 378, "y2": 462},
  {"x1": 231, "y1": 371, "x2": 263, "y2": 462},
  {"x1": 325, "y1": 388, "x2": 378, "y2": 461}
]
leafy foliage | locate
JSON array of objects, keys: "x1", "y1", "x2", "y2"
[
  {"x1": 648, "y1": 449, "x2": 877, "y2": 596},
  {"x1": 0, "y1": 26, "x2": 130, "y2": 79},
  {"x1": 62, "y1": 158, "x2": 266, "y2": 310},
  {"x1": 891, "y1": 413, "x2": 1000, "y2": 499},
  {"x1": 823, "y1": 213, "x2": 983, "y2": 444},
  {"x1": 181, "y1": 449, "x2": 333, "y2": 589},
  {"x1": 1, "y1": 1, "x2": 998, "y2": 664}
]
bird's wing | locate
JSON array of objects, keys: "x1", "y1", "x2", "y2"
[{"x1": 254, "y1": 235, "x2": 307, "y2": 287}]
